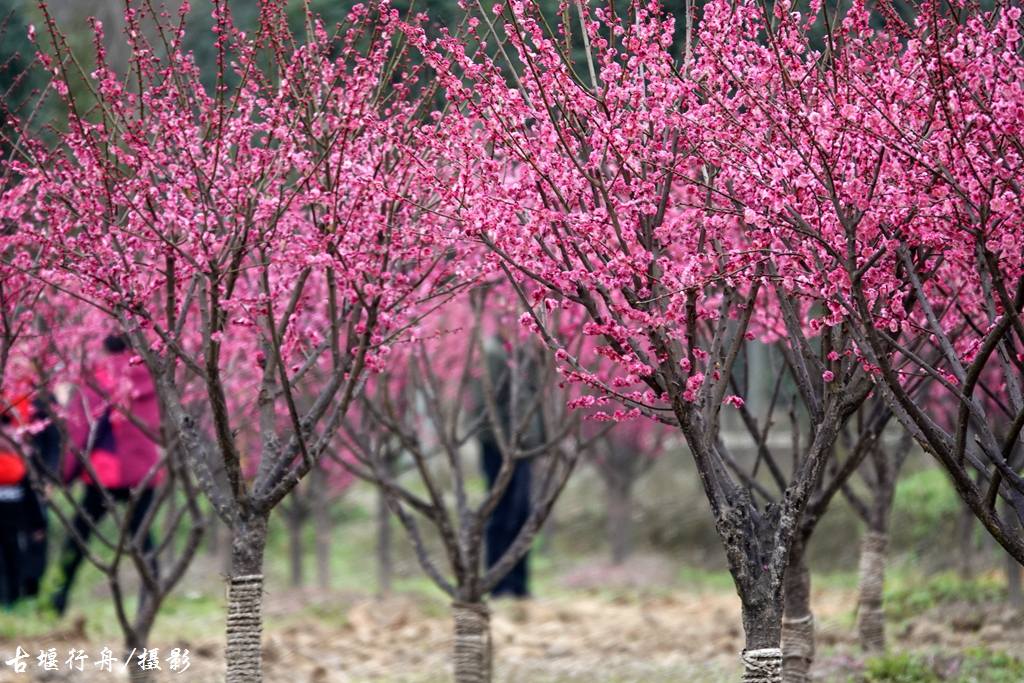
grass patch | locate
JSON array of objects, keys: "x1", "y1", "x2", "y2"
[
  {"x1": 884, "y1": 572, "x2": 1005, "y2": 621},
  {"x1": 863, "y1": 649, "x2": 1024, "y2": 683}
]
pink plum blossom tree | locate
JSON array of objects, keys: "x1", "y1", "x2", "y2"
[
  {"x1": 408, "y1": 3, "x2": 882, "y2": 680},
  {"x1": 1, "y1": 1, "x2": 467, "y2": 680}
]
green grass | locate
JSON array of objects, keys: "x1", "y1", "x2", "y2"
[
  {"x1": 862, "y1": 649, "x2": 1024, "y2": 683},
  {"x1": 884, "y1": 572, "x2": 1005, "y2": 621},
  {"x1": 675, "y1": 566, "x2": 736, "y2": 592}
]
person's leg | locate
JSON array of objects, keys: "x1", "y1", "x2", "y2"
[
  {"x1": 482, "y1": 441, "x2": 515, "y2": 596},
  {"x1": 20, "y1": 529, "x2": 47, "y2": 598},
  {"x1": 505, "y1": 461, "x2": 532, "y2": 597},
  {"x1": 0, "y1": 532, "x2": 21, "y2": 606},
  {"x1": 489, "y1": 460, "x2": 532, "y2": 598},
  {"x1": 480, "y1": 441, "x2": 502, "y2": 488},
  {"x1": 49, "y1": 486, "x2": 107, "y2": 614},
  {"x1": 22, "y1": 492, "x2": 49, "y2": 599}
]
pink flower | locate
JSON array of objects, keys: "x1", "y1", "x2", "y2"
[{"x1": 822, "y1": 371, "x2": 835, "y2": 383}]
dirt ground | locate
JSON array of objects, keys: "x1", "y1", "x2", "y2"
[{"x1": 2, "y1": 559, "x2": 1021, "y2": 683}]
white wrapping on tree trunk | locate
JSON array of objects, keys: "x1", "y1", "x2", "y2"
[{"x1": 741, "y1": 647, "x2": 783, "y2": 683}]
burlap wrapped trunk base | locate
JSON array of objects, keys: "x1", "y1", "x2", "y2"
[
  {"x1": 857, "y1": 532, "x2": 889, "y2": 652},
  {"x1": 452, "y1": 601, "x2": 492, "y2": 683},
  {"x1": 781, "y1": 614, "x2": 815, "y2": 683},
  {"x1": 226, "y1": 574, "x2": 264, "y2": 683}
]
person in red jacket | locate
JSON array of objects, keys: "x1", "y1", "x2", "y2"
[{"x1": 47, "y1": 333, "x2": 163, "y2": 616}]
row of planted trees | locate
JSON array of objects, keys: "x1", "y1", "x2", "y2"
[{"x1": 2, "y1": 0, "x2": 1023, "y2": 681}]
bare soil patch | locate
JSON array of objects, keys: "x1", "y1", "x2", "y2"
[{"x1": 2, "y1": 577, "x2": 1021, "y2": 683}]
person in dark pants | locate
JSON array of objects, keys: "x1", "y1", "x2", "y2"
[
  {"x1": 0, "y1": 454, "x2": 45, "y2": 606},
  {"x1": 48, "y1": 334, "x2": 163, "y2": 616},
  {"x1": 0, "y1": 392, "x2": 47, "y2": 607},
  {"x1": 474, "y1": 336, "x2": 545, "y2": 598},
  {"x1": 479, "y1": 441, "x2": 532, "y2": 597},
  {"x1": 20, "y1": 396, "x2": 62, "y2": 599}
]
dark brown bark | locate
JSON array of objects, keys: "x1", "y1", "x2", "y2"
[
  {"x1": 717, "y1": 492, "x2": 784, "y2": 682},
  {"x1": 781, "y1": 537, "x2": 814, "y2": 683},
  {"x1": 226, "y1": 508, "x2": 269, "y2": 683}
]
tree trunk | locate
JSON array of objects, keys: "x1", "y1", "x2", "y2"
[
  {"x1": 221, "y1": 522, "x2": 233, "y2": 576},
  {"x1": 735, "y1": 565, "x2": 783, "y2": 683},
  {"x1": 226, "y1": 509, "x2": 269, "y2": 683},
  {"x1": 538, "y1": 506, "x2": 556, "y2": 556},
  {"x1": 206, "y1": 509, "x2": 220, "y2": 557},
  {"x1": 124, "y1": 623, "x2": 155, "y2": 683},
  {"x1": 164, "y1": 494, "x2": 178, "y2": 567},
  {"x1": 378, "y1": 484, "x2": 392, "y2": 598},
  {"x1": 781, "y1": 538, "x2": 814, "y2": 683},
  {"x1": 287, "y1": 492, "x2": 304, "y2": 588},
  {"x1": 1006, "y1": 501, "x2": 1023, "y2": 607},
  {"x1": 125, "y1": 653, "x2": 154, "y2": 683},
  {"x1": 452, "y1": 600, "x2": 491, "y2": 683},
  {"x1": 958, "y1": 502, "x2": 975, "y2": 579},
  {"x1": 1006, "y1": 552, "x2": 1022, "y2": 607},
  {"x1": 856, "y1": 531, "x2": 888, "y2": 653},
  {"x1": 534, "y1": 456, "x2": 556, "y2": 556},
  {"x1": 740, "y1": 597, "x2": 783, "y2": 683},
  {"x1": 718, "y1": 495, "x2": 783, "y2": 683},
  {"x1": 607, "y1": 481, "x2": 632, "y2": 565},
  {"x1": 311, "y1": 465, "x2": 332, "y2": 590}
]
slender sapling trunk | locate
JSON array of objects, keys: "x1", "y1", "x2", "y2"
[
  {"x1": 781, "y1": 537, "x2": 814, "y2": 683},
  {"x1": 287, "y1": 491, "x2": 304, "y2": 588},
  {"x1": 226, "y1": 509, "x2": 269, "y2": 683},
  {"x1": 607, "y1": 481, "x2": 632, "y2": 565},
  {"x1": 311, "y1": 464, "x2": 332, "y2": 590},
  {"x1": 377, "y1": 485, "x2": 393, "y2": 597}
]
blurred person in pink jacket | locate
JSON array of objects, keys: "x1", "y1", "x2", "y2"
[{"x1": 47, "y1": 333, "x2": 163, "y2": 616}]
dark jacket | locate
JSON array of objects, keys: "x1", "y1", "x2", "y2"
[{"x1": 472, "y1": 337, "x2": 546, "y2": 452}]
